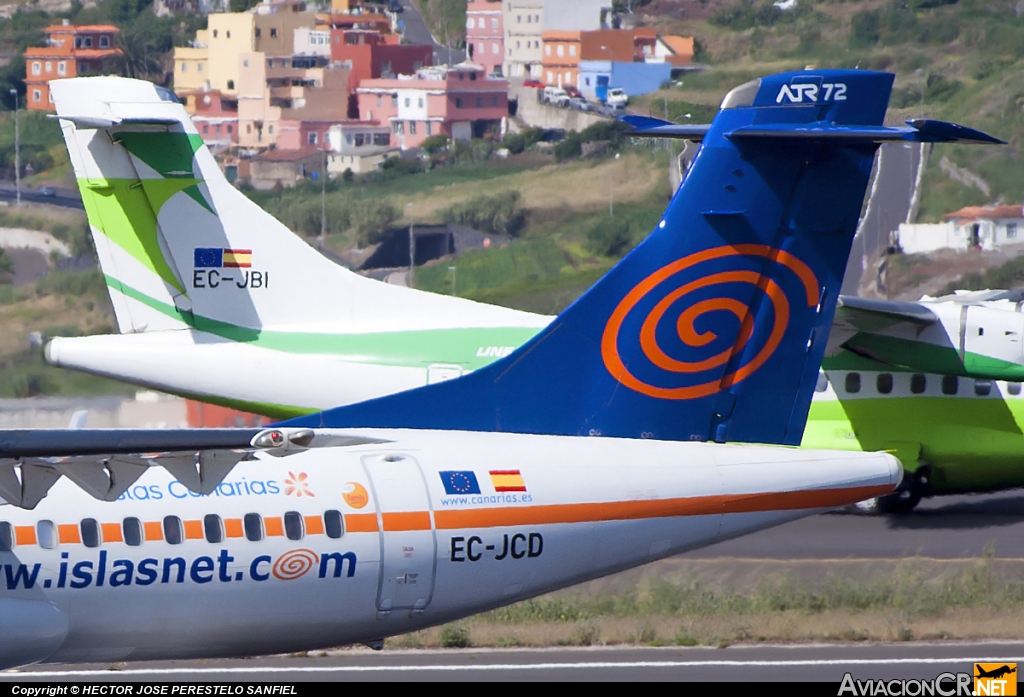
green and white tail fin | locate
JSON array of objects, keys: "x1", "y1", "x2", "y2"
[{"x1": 50, "y1": 77, "x2": 544, "y2": 337}]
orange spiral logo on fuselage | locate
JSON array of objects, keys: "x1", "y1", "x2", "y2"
[
  {"x1": 272, "y1": 548, "x2": 319, "y2": 581},
  {"x1": 601, "y1": 245, "x2": 819, "y2": 400}
]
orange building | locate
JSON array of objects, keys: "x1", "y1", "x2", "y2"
[
  {"x1": 24, "y1": 22, "x2": 121, "y2": 111},
  {"x1": 540, "y1": 30, "x2": 580, "y2": 88}
]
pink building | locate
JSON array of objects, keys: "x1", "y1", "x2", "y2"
[
  {"x1": 189, "y1": 90, "x2": 239, "y2": 149},
  {"x1": 357, "y1": 66, "x2": 507, "y2": 150},
  {"x1": 277, "y1": 118, "x2": 339, "y2": 150},
  {"x1": 466, "y1": 0, "x2": 504, "y2": 77}
]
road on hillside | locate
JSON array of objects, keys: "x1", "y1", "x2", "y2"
[
  {"x1": 842, "y1": 142, "x2": 922, "y2": 295},
  {"x1": 397, "y1": 0, "x2": 466, "y2": 65},
  {"x1": 0, "y1": 185, "x2": 82, "y2": 211}
]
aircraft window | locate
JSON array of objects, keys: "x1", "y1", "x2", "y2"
[
  {"x1": 80, "y1": 518, "x2": 101, "y2": 548},
  {"x1": 1010, "y1": 382, "x2": 1023, "y2": 396},
  {"x1": 910, "y1": 374, "x2": 926, "y2": 394},
  {"x1": 244, "y1": 513, "x2": 264, "y2": 542},
  {"x1": 204, "y1": 514, "x2": 224, "y2": 544},
  {"x1": 975, "y1": 380, "x2": 992, "y2": 396},
  {"x1": 876, "y1": 374, "x2": 893, "y2": 395},
  {"x1": 284, "y1": 511, "x2": 304, "y2": 541},
  {"x1": 942, "y1": 375, "x2": 959, "y2": 395},
  {"x1": 37, "y1": 520, "x2": 57, "y2": 549},
  {"x1": 324, "y1": 510, "x2": 344, "y2": 539},
  {"x1": 123, "y1": 518, "x2": 143, "y2": 547},
  {"x1": 844, "y1": 373, "x2": 861, "y2": 394},
  {"x1": 815, "y1": 372, "x2": 828, "y2": 392},
  {"x1": 0, "y1": 522, "x2": 12, "y2": 551},
  {"x1": 163, "y1": 516, "x2": 184, "y2": 545}
]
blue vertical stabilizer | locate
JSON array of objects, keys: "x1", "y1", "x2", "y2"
[{"x1": 284, "y1": 70, "x2": 1000, "y2": 445}]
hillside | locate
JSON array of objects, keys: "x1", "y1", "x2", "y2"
[{"x1": 630, "y1": 0, "x2": 1024, "y2": 222}]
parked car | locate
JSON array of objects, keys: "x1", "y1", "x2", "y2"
[
  {"x1": 605, "y1": 88, "x2": 629, "y2": 108},
  {"x1": 39, "y1": 186, "x2": 56, "y2": 197},
  {"x1": 568, "y1": 97, "x2": 595, "y2": 112},
  {"x1": 523, "y1": 79, "x2": 545, "y2": 89},
  {"x1": 564, "y1": 85, "x2": 583, "y2": 99},
  {"x1": 542, "y1": 86, "x2": 570, "y2": 107}
]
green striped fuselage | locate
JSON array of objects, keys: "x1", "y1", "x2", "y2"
[{"x1": 806, "y1": 352, "x2": 1024, "y2": 494}]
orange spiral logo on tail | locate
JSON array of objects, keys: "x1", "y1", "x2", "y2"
[
  {"x1": 272, "y1": 548, "x2": 319, "y2": 580},
  {"x1": 601, "y1": 245, "x2": 819, "y2": 400}
]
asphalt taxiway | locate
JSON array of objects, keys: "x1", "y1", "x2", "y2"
[
  {"x1": 4, "y1": 644, "x2": 1022, "y2": 682},
  {"x1": 691, "y1": 489, "x2": 1024, "y2": 561}
]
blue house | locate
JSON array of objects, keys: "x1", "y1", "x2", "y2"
[{"x1": 578, "y1": 60, "x2": 672, "y2": 102}]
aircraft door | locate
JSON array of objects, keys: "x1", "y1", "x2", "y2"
[
  {"x1": 962, "y1": 305, "x2": 1024, "y2": 370},
  {"x1": 362, "y1": 454, "x2": 436, "y2": 615}
]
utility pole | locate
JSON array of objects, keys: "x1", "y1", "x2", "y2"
[
  {"x1": 10, "y1": 89, "x2": 20, "y2": 207},
  {"x1": 609, "y1": 152, "x2": 619, "y2": 216},
  {"x1": 319, "y1": 148, "x2": 326, "y2": 249},
  {"x1": 408, "y1": 224, "x2": 415, "y2": 288}
]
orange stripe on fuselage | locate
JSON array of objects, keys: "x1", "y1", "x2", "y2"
[
  {"x1": 224, "y1": 518, "x2": 244, "y2": 538},
  {"x1": 344, "y1": 513, "x2": 379, "y2": 533},
  {"x1": 434, "y1": 485, "x2": 892, "y2": 530},
  {"x1": 15, "y1": 526, "x2": 36, "y2": 546},
  {"x1": 58, "y1": 524, "x2": 80, "y2": 544},
  {"x1": 382, "y1": 511, "x2": 431, "y2": 532},
  {"x1": 102, "y1": 522, "x2": 124, "y2": 543}
]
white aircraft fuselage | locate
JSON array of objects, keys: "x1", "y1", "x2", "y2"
[{"x1": 0, "y1": 431, "x2": 898, "y2": 667}]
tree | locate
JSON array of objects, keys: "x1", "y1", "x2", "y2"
[
  {"x1": 116, "y1": 29, "x2": 163, "y2": 81},
  {"x1": 586, "y1": 217, "x2": 632, "y2": 258},
  {"x1": 352, "y1": 200, "x2": 401, "y2": 246},
  {"x1": 441, "y1": 190, "x2": 526, "y2": 237}
]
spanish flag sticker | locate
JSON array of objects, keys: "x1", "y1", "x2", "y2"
[
  {"x1": 223, "y1": 249, "x2": 253, "y2": 268},
  {"x1": 489, "y1": 470, "x2": 527, "y2": 492}
]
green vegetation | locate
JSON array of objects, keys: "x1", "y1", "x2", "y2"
[
  {"x1": 441, "y1": 190, "x2": 526, "y2": 237},
  {"x1": 387, "y1": 551, "x2": 1024, "y2": 647},
  {"x1": 944, "y1": 255, "x2": 1024, "y2": 295},
  {"x1": 415, "y1": 0, "x2": 466, "y2": 48},
  {"x1": 0, "y1": 0, "x2": 205, "y2": 112},
  {"x1": 437, "y1": 625, "x2": 472, "y2": 649},
  {"x1": 351, "y1": 200, "x2": 401, "y2": 246},
  {"x1": 554, "y1": 121, "x2": 632, "y2": 163},
  {"x1": 641, "y1": 0, "x2": 1024, "y2": 222}
]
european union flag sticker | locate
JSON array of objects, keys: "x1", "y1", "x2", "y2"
[
  {"x1": 194, "y1": 248, "x2": 223, "y2": 268},
  {"x1": 440, "y1": 471, "x2": 481, "y2": 495}
]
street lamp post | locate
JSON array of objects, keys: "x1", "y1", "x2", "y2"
[
  {"x1": 448, "y1": 265, "x2": 456, "y2": 296},
  {"x1": 609, "y1": 152, "x2": 619, "y2": 216},
  {"x1": 10, "y1": 89, "x2": 19, "y2": 207},
  {"x1": 319, "y1": 147, "x2": 327, "y2": 250}
]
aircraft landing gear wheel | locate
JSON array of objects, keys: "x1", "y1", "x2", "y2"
[
  {"x1": 849, "y1": 465, "x2": 929, "y2": 515},
  {"x1": 851, "y1": 497, "x2": 882, "y2": 515},
  {"x1": 876, "y1": 488, "x2": 922, "y2": 515}
]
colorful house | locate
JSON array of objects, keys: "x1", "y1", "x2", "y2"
[
  {"x1": 578, "y1": 59, "x2": 671, "y2": 101},
  {"x1": 467, "y1": 0, "x2": 504, "y2": 77},
  {"x1": 357, "y1": 65, "x2": 507, "y2": 150},
  {"x1": 330, "y1": 28, "x2": 432, "y2": 95},
  {"x1": 540, "y1": 30, "x2": 580, "y2": 88},
  {"x1": 189, "y1": 90, "x2": 239, "y2": 149},
  {"x1": 24, "y1": 22, "x2": 121, "y2": 111}
]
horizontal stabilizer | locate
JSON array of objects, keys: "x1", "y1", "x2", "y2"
[
  {"x1": 620, "y1": 115, "x2": 712, "y2": 141},
  {"x1": 728, "y1": 120, "x2": 1004, "y2": 144},
  {"x1": 836, "y1": 296, "x2": 938, "y2": 330},
  {"x1": 623, "y1": 115, "x2": 1001, "y2": 144},
  {"x1": 0, "y1": 428, "x2": 387, "y2": 509}
]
